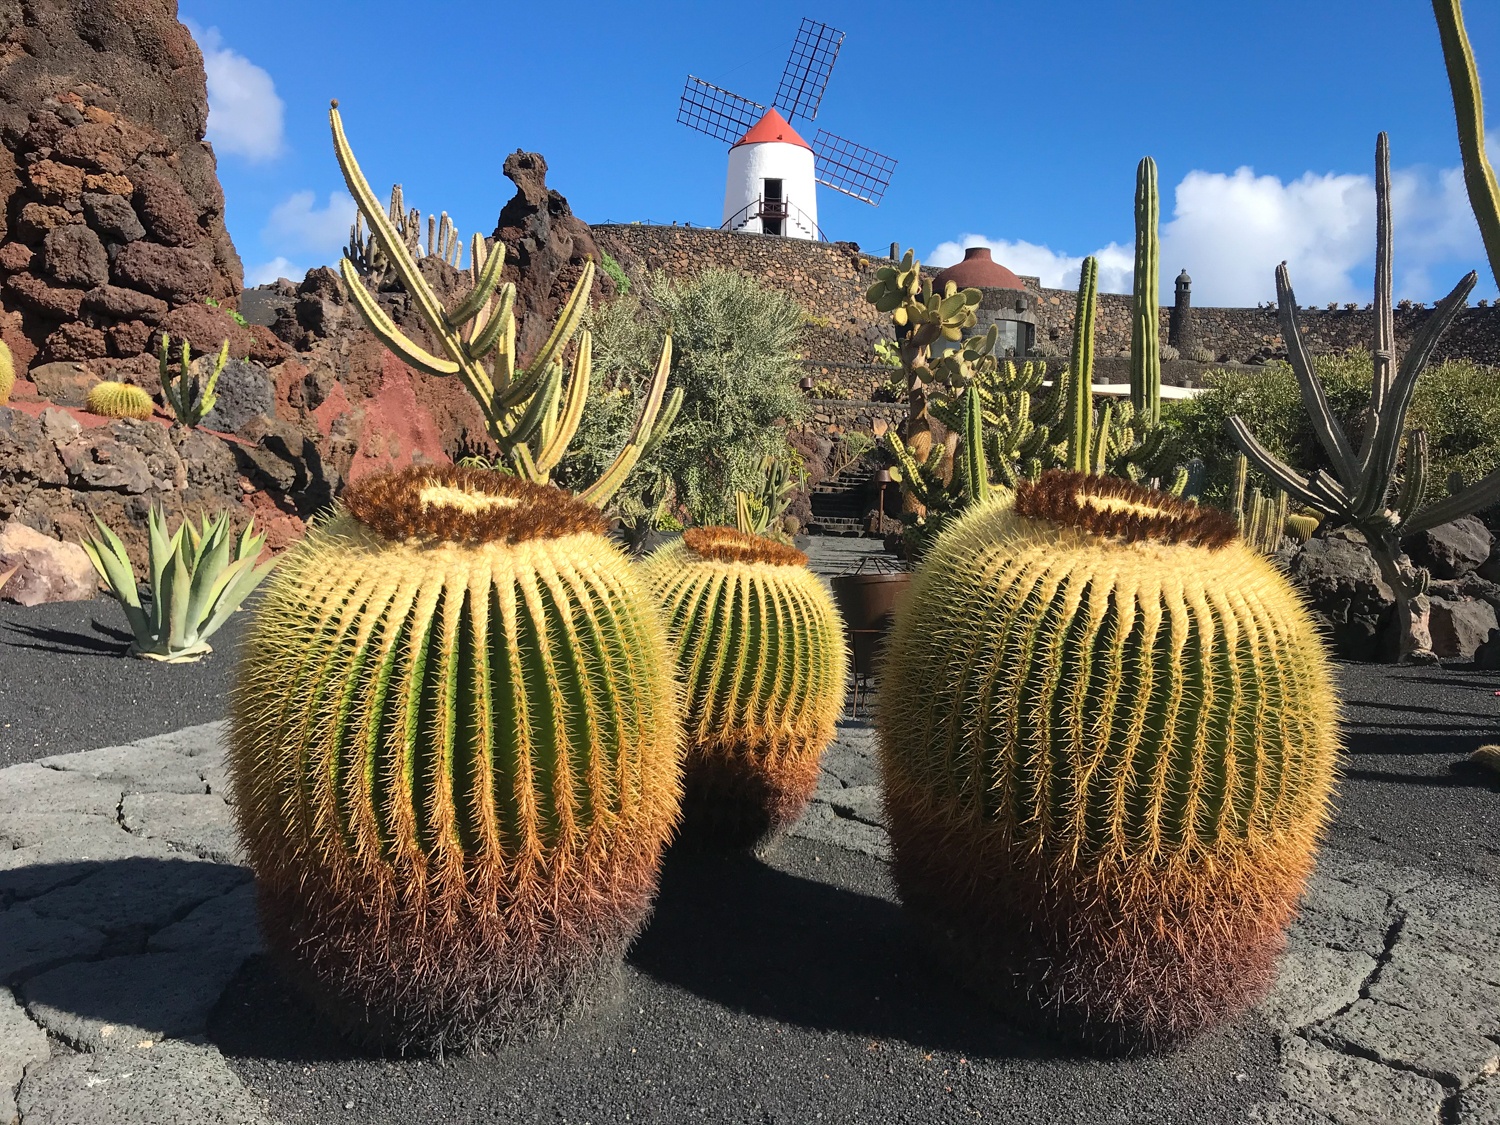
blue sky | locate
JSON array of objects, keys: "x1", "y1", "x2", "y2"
[{"x1": 181, "y1": 0, "x2": 1500, "y2": 308}]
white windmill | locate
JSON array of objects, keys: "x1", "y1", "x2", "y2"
[{"x1": 678, "y1": 19, "x2": 897, "y2": 241}]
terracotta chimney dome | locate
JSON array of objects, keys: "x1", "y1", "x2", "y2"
[{"x1": 934, "y1": 246, "x2": 1024, "y2": 291}]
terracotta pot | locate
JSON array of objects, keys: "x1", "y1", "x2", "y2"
[{"x1": 831, "y1": 571, "x2": 911, "y2": 677}]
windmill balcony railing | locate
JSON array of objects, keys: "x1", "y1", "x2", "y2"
[{"x1": 721, "y1": 196, "x2": 827, "y2": 241}]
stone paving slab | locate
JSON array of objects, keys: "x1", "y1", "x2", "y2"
[
  {"x1": 17, "y1": 1042, "x2": 273, "y2": 1125},
  {"x1": 22, "y1": 951, "x2": 248, "y2": 1052},
  {"x1": 0, "y1": 717, "x2": 1496, "y2": 1124},
  {"x1": 0, "y1": 989, "x2": 48, "y2": 1125}
]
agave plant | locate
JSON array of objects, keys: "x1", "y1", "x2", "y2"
[{"x1": 81, "y1": 507, "x2": 278, "y2": 662}]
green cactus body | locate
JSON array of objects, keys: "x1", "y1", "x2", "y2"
[
  {"x1": 1066, "y1": 258, "x2": 1098, "y2": 471},
  {"x1": 85, "y1": 381, "x2": 153, "y2": 420},
  {"x1": 230, "y1": 465, "x2": 682, "y2": 1052},
  {"x1": 640, "y1": 527, "x2": 848, "y2": 848},
  {"x1": 877, "y1": 471, "x2": 1339, "y2": 1052},
  {"x1": 1130, "y1": 157, "x2": 1162, "y2": 426},
  {"x1": 0, "y1": 340, "x2": 13, "y2": 404}
]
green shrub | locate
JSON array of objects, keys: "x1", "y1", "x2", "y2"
[
  {"x1": 598, "y1": 250, "x2": 630, "y2": 295},
  {"x1": 1163, "y1": 349, "x2": 1500, "y2": 505},
  {"x1": 572, "y1": 267, "x2": 807, "y2": 526}
]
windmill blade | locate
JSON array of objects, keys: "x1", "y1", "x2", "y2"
[
  {"x1": 678, "y1": 76, "x2": 765, "y2": 145},
  {"x1": 774, "y1": 18, "x2": 844, "y2": 122},
  {"x1": 811, "y1": 130, "x2": 897, "y2": 206}
]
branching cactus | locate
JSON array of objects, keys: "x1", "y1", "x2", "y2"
[
  {"x1": 230, "y1": 464, "x2": 682, "y2": 1051},
  {"x1": 330, "y1": 102, "x2": 681, "y2": 506},
  {"x1": 877, "y1": 471, "x2": 1340, "y2": 1052},
  {"x1": 159, "y1": 335, "x2": 226, "y2": 428},
  {"x1": 1228, "y1": 133, "x2": 1486, "y2": 663},
  {"x1": 640, "y1": 527, "x2": 847, "y2": 849}
]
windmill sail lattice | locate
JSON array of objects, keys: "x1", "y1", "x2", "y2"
[
  {"x1": 774, "y1": 18, "x2": 844, "y2": 122},
  {"x1": 677, "y1": 17, "x2": 895, "y2": 211},
  {"x1": 678, "y1": 77, "x2": 765, "y2": 146}
]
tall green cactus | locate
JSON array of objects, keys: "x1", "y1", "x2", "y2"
[
  {"x1": 159, "y1": 335, "x2": 225, "y2": 429},
  {"x1": 1433, "y1": 0, "x2": 1500, "y2": 290},
  {"x1": 330, "y1": 102, "x2": 681, "y2": 507},
  {"x1": 877, "y1": 471, "x2": 1340, "y2": 1052},
  {"x1": 640, "y1": 527, "x2": 847, "y2": 849},
  {"x1": 1065, "y1": 257, "x2": 1098, "y2": 472},
  {"x1": 1130, "y1": 157, "x2": 1162, "y2": 426},
  {"x1": 230, "y1": 464, "x2": 682, "y2": 1051}
]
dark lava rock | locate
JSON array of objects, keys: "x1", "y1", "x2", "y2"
[
  {"x1": 1284, "y1": 535, "x2": 1395, "y2": 661},
  {"x1": 1404, "y1": 516, "x2": 1492, "y2": 580},
  {"x1": 81, "y1": 191, "x2": 146, "y2": 244},
  {"x1": 111, "y1": 242, "x2": 215, "y2": 303},
  {"x1": 1428, "y1": 596, "x2": 1499, "y2": 662},
  {"x1": 39, "y1": 225, "x2": 109, "y2": 288},
  {"x1": 492, "y1": 149, "x2": 616, "y2": 361},
  {"x1": 200, "y1": 358, "x2": 275, "y2": 435}
]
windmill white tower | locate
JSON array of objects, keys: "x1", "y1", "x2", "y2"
[
  {"x1": 679, "y1": 19, "x2": 896, "y2": 241},
  {"x1": 723, "y1": 109, "x2": 818, "y2": 239}
]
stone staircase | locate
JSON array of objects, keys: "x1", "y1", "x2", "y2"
[{"x1": 810, "y1": 459, "x2": 880, "y2": 536}]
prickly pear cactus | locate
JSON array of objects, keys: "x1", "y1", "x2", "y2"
[
  {"x1": 640, "y1": 527, "x2": 848, "y2": 848},
  {"x1": 230, "y1": 465, "x2": 682, "y2": 1052},
  {"x1": 85, "y1": 381, "x2": 153, "y2": 420},
  {"x1": 877, "y1": 470, "x2": 1339, "y2": 1052}
]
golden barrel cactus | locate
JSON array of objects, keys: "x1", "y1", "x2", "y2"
[
  {"x1": 85, "y1": 380, "x2": 153, "y2": 420},
  {"x1": 230, "y1": 465, "x2": 682, "y2": 1051},
  {"x1": 641, "y1": 527, "x2": 847, "y2": 848},
  {"x1": 0, "y1": 339, "x2": 13, "y2": 403},
  {"x1": 877, "y1": 471, "x2": 1340, "y2": 1051}
]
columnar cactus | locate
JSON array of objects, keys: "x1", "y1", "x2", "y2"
[
  {"x1": 877, "y1": 471, "x2": 1340, "y2": 1052},
  {"x1": 86, "y1": 381, "x2": 154, "y2": 420},
  {"x1": 640, "y1": 527, "x2": 847, "y2": 848},
  {"x1": 1130, "y1": 156, "x2": 1161, "y2": 426},
  {"x1": 230, "y1": 465, "x2": 682, "y2": 1051}
]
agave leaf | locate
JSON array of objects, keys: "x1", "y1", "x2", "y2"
[
  {"x1": 186, "y1": 515, "x2": 235, "y2": 631},
  {"x1": 163, "y1": 543, "x2": 193, "y2": 653},
  {"x1": 196, "y1": 553, "x2": 278, "y2": 642}
]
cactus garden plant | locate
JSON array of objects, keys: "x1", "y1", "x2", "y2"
[
  {"x1": 231, "y1": 465, "x2": 682, "y2": 1051},
  {"x1": 159, "y1": 335, "x2": 226, "y2": 428},
  {"x1": 876, "y1": 471, "x2": 1340, "y2": 1052},
  {"x1": 0, "y1": 339, "x2": 13, "y2": 404},
  {"x1": 640, "y1": 526, "x2": 846, "y2": 849},
  {"x1": 85, "y1": 381, "x2": 154, "y2": 420},
  {"x1": 80, "y1": 507, "x2": 276, "y2": 662}
]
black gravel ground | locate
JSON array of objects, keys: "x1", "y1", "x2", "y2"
[
  {"x1": 0, "y1": 595, "x2": 249, "y2": 767},
  {"x1": 4, "y1": 596, "x2": 1499, "y2": 1123}
]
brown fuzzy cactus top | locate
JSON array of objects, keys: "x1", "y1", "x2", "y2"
[{"x1": 682, "y1": 526, "x2": 808, "y2": 567}]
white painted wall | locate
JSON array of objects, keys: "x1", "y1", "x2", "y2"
[{"x1": 722, "y1": 141, "x2": 819, "y2": 240}]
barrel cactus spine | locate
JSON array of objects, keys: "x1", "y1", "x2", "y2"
[
  {"x1": 640, "y1": 526, "x2": 848, "y2": 849},
  {"x1": 230, "y1": 465, "x2": 682, "y2": 1051},
  {"x1": 877, "y1": 470, "x2": 1340, "y2": 1052},
  {"x1": 86, "y1": 380, "x2": 154, "y2": 420}
]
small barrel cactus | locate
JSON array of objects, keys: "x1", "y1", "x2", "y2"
[
  {"x1": 0, "y1": 339, "x2": 13, "y2": 403},
  {"x1": 877, "y1": 470, "x2": 1339, "y2": 1052},
  {"x1": 85, "y1": 380, "x2": 153, "y2": 420},
  {"x1": 230, "y1": 465, "x2": 682, "y2": 1052},
  {"x1": 640, "y1": 527, "x2": 847, "y2": 848}
]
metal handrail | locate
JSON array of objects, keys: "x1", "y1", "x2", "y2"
[{"x1": 720, "y1": 195, "x2": 827, "y2": 241}]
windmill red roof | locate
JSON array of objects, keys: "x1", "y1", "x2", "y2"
[{"x1": 731, "y1": 109, "x2": 812, "y2": 151}]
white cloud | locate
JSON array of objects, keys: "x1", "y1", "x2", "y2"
[
  {"x1": 930, "y1": 146, "x2": 1496, "y2": 308},
  {"x1": 190, "y1": 24, "x2": 285, "y2": 163},
  {"x1": 261, "y1": 190, "x2": 357, "y2": 256},
  {"x1": 246, "y1": 257, "x2": 297, "y2": 286}
]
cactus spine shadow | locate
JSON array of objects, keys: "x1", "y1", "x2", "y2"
[{"x1": 641, "y1": 527, "x2": 848, "y2": 850}]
